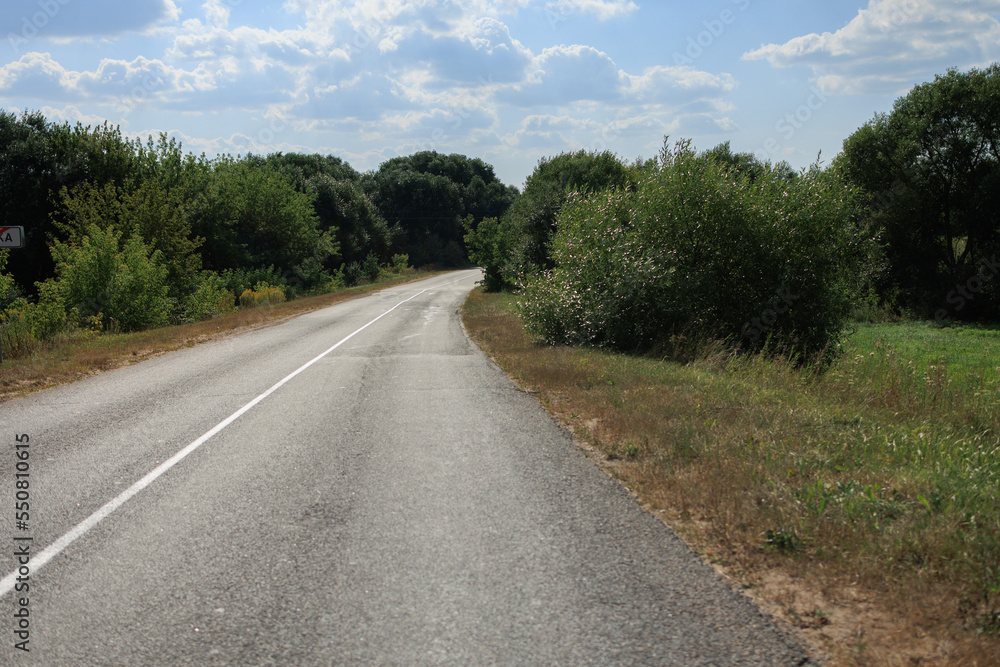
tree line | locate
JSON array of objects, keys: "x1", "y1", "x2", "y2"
[
  {"x1": 467, "y1": 64, "x2": 1000, "y2": 359},
  {"x1": 0, "y1": 113, "x2": 516, "y2": 353},
  {"x1": 2, "y1": 63, "x2": 997, "y2": 360}
]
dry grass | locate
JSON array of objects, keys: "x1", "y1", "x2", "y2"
[
  {"x1": 0, "y1": 271, "x2": 442, "y2": 402},
  {"x1": 462, "y1": 287, "x2": 1000, "y2": 666}
]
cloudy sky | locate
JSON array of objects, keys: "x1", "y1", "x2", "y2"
[{"x1": 1, "y1": 0, "x2": 998, "y2": 187}]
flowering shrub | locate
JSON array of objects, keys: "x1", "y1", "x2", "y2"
[
  {"x1": 238, "y1": 283, "x2": 286, "y2": 308},
  {"x1": 518, "y1": 141, "x2": 874, "y2": 359}
]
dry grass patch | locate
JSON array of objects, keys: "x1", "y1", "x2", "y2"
[{"x1": 462, "y1": 287, "x2": 1000, "y2": 666}]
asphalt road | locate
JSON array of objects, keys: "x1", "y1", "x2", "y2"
[{"x1": 0, "y1": 270, "x2": 812, "y2": 665}]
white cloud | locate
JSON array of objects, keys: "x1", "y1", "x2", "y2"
[
  {"x1": 202, "y1": 0, "x2": 231, "y2": 28},
  {"x1": 743, "y1": 0, "x2": 1000, "y2": 94},
  {"x1": 0, "y1": 52, "x2": 75, "y2": 98},
  {"x1": 505, "y1": 44, "x2": 621, "y2": 106},
  {"x1": 394, "y1": 18, "x2": 532, "y2": 84},
  {"x1": 622, "y1": 65, "x2": 736, "y2": 105},
  {"x1": 545, "y1": 0, "x2": 638, "y2": 21},
  {"x1": 297, "y1": 72, "x2": 416, "y2": 121}
]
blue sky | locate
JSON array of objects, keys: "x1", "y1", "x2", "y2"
[{"x1": 1, "y1": 0, "x2": 998, "y2": 187}]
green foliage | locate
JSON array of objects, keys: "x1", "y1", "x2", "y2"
[
  {"x1": 0, "y1": 113, "x2": 141, "y2": 292},
  {"x1": 0, "y1": 250, "x2": 38, "y2": 358},
  {"x1": 836, "y1": 64, "x2": 1000, "y2": 318},
  {"x1": 362, "y1": 253, "x2": 381, "y2": 282},
  {"x1": 504, "y1": 150, "x2": 635, "y2": 276},
  {"x1": 238, "y1": 283, "x2": 286, "y2": 308},
  {"x1": 55, "y1": 180, "x2": 203, "y2": 300},
  {"x1": 391, "y1": 254, "x2": 410, "y2": 271},
  {"x1": 0, "y1": 302, "x2": 38, "y2": 359},
  {"x1": 217, "y1": 266, "x2": 285, "y2": 301},
  {"x1": 464, "y1": 216, "x2": 520, "y2": 291},
  {"x1": 262, "y1": 152, "x2": 361, "y2": 188},
  {"x1": 189, "y1": 157, "x2": 335, "y2": 275},
  {"x1": 43, "y1": 224, "x2": 172, "y2": 332},
  {"x1": 183, "y1": 272, "x2": 236, "y2": 321},
  {"x1": 519, "y1": 140, "x2": 873, "y2": 358},
  {"x1": 340, "y1": 261, "x2": 363, "y2": 287},
  {"x1": 308, "y1": 176, "x2": 396, "y2": 267},
  {"x1": 361, "y1": 151, "x2": 517, "y2": 266}
]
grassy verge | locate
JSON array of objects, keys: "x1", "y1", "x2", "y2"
[
  {"x1": 462, "y1": 288, "x2": 1000, "y2": 666},
  {"x1": 0, "y1": 270, "x2": 443, "y2": 402}
]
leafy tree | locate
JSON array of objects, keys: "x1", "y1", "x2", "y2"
[
  {"x1": 308, "y1": 176, "x2": 398, "y2": 268},
  {"x1": 188, "y1": 157, "x2": 337, "y2": 285},
  {"x1": 0, "y1": 112, "x2": 139, "y2": 291},
  {"x1": 55, "y1": 180, "x2": 203, "y2": 300},
  {"x1": 469, "y1": 150, "x2": 633, "y2": 291},
  {"x1": 42, "y1": 224, "x2": 172, "y2": 332},
  {"x1": 506, "y1": 150, "x2": 634, "y2": 274},
  {"x1": 263, "y1": 152, "x2": 361, "y2": 188},
  {"x1": 362, "y1": 151, "x2": 517, "y2": 266},
  {"x1": 702, "y1": 141, "x2": 796, "y2": 182},
  {"x1": 464, "y1": 216, "x2": 519, "y2": 292},
  {"x1": 836, "y1": 64, "x2": 1000, "y2": 318}
]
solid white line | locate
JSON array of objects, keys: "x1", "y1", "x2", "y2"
[{"x1": 0, "y1": 280, "x2": 458, "y2": 599}]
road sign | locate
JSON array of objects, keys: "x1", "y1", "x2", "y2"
[{"x1": 0, "y1": 226, "x2": 23, "y2": 248}]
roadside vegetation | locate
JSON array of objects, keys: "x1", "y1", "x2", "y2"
[
  {"x1": 463, "y1": 64, "x2": 1000, "y2": 664},
  {"x1": 0, "y1": 111, "x2": 515, "y2": 362},
  {"x1": 464, "y1": 290, "x2": 1000, "y2": 665},
  {"x1": 0, "y1": 267, "x2": 440, "y2": 402}
]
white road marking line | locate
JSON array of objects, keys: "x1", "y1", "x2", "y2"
[{"x1": 0, "y1": 277, "x2": 470, "y2": 599}]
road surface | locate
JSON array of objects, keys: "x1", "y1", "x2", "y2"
[{"x1": 0, "y1": 270, "x2": 811, "y2": 665}]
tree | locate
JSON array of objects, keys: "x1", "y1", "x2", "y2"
[
  {"x1": 55, "y1": 180, "x2": 203, "y2": 300},
  {"x1": 308, "y1": 176, "x2": 397, "y2": 268},
  {"x1": 263, "y1": 152, "x2": 361, "y2": 188},
  {"x1": 42, "y1": 224, "x2": 172, "y2": 332},
  {"x1": 836, "y1": 64, "x2": 1000, "y2": 318},
  {"x1": 0, "y1": 112, "x2": 139, "y2": 291},
  {"x1": 362, "y1": 151, "x2": 517, "y2": 266},
  {"x1": 506, "y1": 150, "x2": 635, "y2": 274},
  {"x1": 188, "y1": 157, "x2": 336, "y2": 282},
  {"x1": 518, "y1": 141, "x2": 872, "y2": 358}
]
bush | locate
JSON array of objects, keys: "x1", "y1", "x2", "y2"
[
  {"x1": 464, "y1": 216, "x2": 519, "y2": 291},
  {"x1": 219, "y1": 266, "x2": 285, "y2": 301},
  {"x1": 184, "y1": 273, "x2": 237, "y2": 321},
  {"x1": 341, "y1": 261, "x2": 363, "y2": 287},
  {"x1": 0, "y1": 302, "x2": 39, "y2": 359},
  {"x1": 238, "y1": 283, "x2": 286, "y2": 308},
  {"x1": 362, "y1": 253, "x2": 381, "y2": 282},
  {"x1": 391, "y1": 253, "x2": 410, "y2": 272},
  {"x1": 518, "y1": 141, "x2": 874, "y2": 360},
  {"x1": 43, "y1": 224, "x2": 172, "y2": 333}
]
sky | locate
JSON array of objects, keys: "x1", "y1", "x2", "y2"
[{"x1": 1, "y1": 0, "x2": 998, "y2": 188}]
